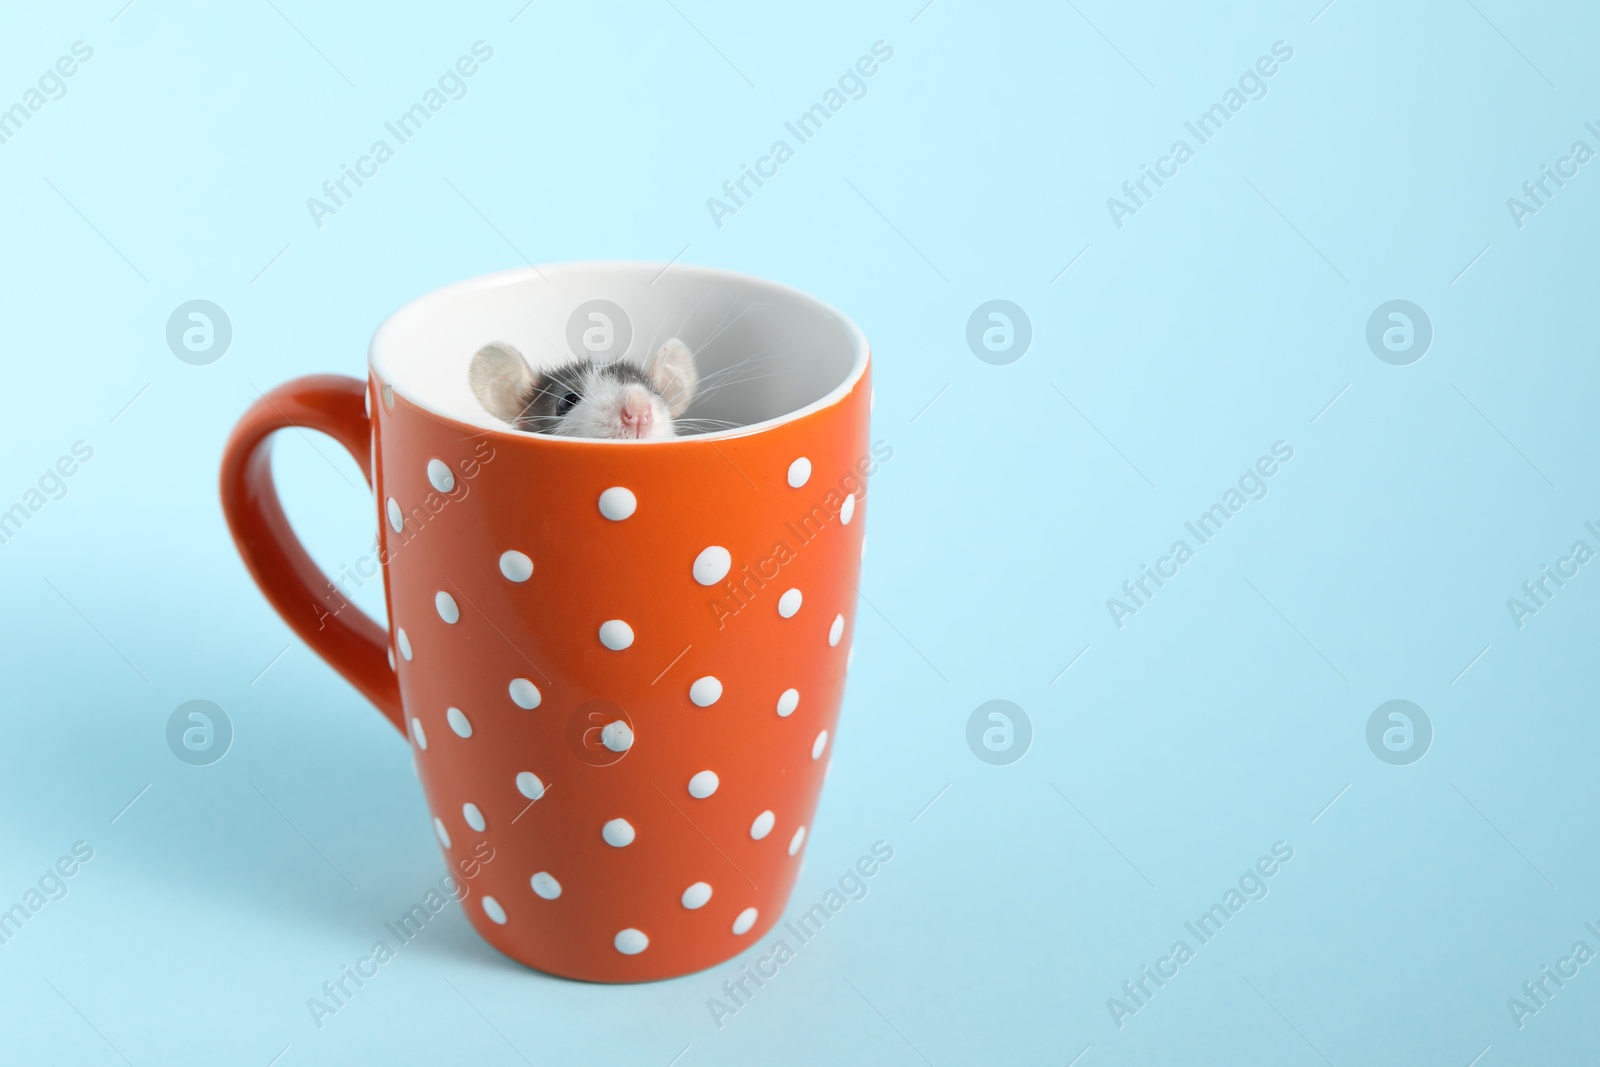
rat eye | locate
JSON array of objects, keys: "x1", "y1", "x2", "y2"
[{"x1": 556, "y1": 390, "x2": 580, "y2": 416}]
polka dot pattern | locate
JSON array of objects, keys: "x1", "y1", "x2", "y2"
[
  {"x1": 427, "y1": 459, "x2": 455, "y2": 493},
  {"x1": 693, "y1": 546, "x2": 731, "y2": 586},
  {"x1": 599, "y1": 620, "x2": 634, "y2": 650},
  {"x1": 366, "y1": 349, "x2": 869, "y2": 981},
  {"x1": 598, "y1": 486, "x2": 637, "y2": 520},
  {"x1": 600, "y1": 720, "x2": 634, "y2": 753},
  {"x1": 509, "y1": 678, "x2": 541, "y2": 709},
  {"x1": 689, "y1": 676, "x2": 722, "y2": 707},
  {"x1": 499, "y1": 550, "x2": 533, "y2": 582},
  {"x1": 435, "y1": 591, "x2": 460, "y2": 624}
]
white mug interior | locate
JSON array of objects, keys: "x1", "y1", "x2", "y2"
[{"x1": 369, "y1": 262, "x2": 869, "y2": 440}]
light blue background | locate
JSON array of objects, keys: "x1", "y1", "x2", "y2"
[{"x1": 1, "y1": 1, "x2": 1596, "y2": 1063}]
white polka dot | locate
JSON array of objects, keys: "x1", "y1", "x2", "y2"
[
  {"x1": 778, "y1": 588, "x2": 802, "y2": 618},
  {"x1": 433, "y1": 817, "x2": 451, "y2": 849},
  {"x1": 499, "y1": 550, "x2": 533, "y2": 582},
  {"x1": 598, "y1": 486, "x2": 637, "y2": 520},
  {"x1": 812, "y1": 730, "x2": 829, "y2": 760},
  {"x1": 681, "y1": 882, "x2": 712, "y2": 909},
  {"x1": 463, "y1": 803, "x2": 486, "y2": 832},
  {"x1": 777, "y1": 688, "x2": 799, "y2": 717},
  {"x1": 787, "y1": 457, "x2": 811, "y2": 488},
  {"x1": 387, "y1": 646, "x2": 396, "y2": 671},
  {"x1": 829, "y1": 614, "x2": 844, "y2": 647},
  {"x1": 602, "y1": 818, "x2": 635, "y2": 847},
  {"x1": 614, "y1": 928, "x2": 648, "y2": 954},
  {"x1": 688, "y1": 770, "x2": 719, "y2": 798},
  {"x1": 689, "y1": 676, "x2": 723, "y2": 706},
  {"x1": 386, "y1": 497, "x2": 403, "y2": 532},
  {"x1": 601, "y1": 720, "x2": 634, "y2": 752},
  {"x1": 509, "y1": 678, "x2": 541, "y2": 709},
  {"x1": 599, "y1": 620, "x2": 634, "y2": 650},
  {"x1": 381, "y1": 383, "x2": 394, "y2": 409},
  {"x1": 840, "y1": 492, "x2": 856, "y2": 524},
  {"x1": 482, "y1": 896, "x2": 507, "y2": 924},
  {"x1": 531, "y1": 871, "x2": 561, "y2": 899},
  {"x1": 750, "y1": 810, "x2": 775, "y2": 840},
  {"x1": 427, "y1": 458, "x2": 455, "y2": 493},
  {"x1": 446, "y1": 707, "x2": 472, "y2": 738},
  {"x1": 396, "y1": 628, "x2": 412, "y2": 661},
  {"x1": 435, "y1": 591, "x2": 459, "y2": 624},
  {"x1": 516, "y1": 771, "x2": 545, "y2": 800},
  {"x1": 732, "y1": 907, "x2": 758, "y2": 935},
  {"x1": 693, "y1": 546, "x2": 731, "y2": 585},
  {"x1": 789, "y1": 825, "x2": 807, "y2": 856},
  {"x1": 410, "y1": 717, "x2": 427, "y2": 750}
]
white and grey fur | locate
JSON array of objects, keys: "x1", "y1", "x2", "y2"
[{"x1": 469, "y1": 339, "x2": 698, "y2": 440}]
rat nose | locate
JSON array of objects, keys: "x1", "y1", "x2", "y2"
[{"x1": 619, "y1": 391, "x2": 654, "y2": 438}]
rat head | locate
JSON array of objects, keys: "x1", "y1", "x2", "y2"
[{"x1": 469, "y1": 338, "x2": 698, "y2": 440}]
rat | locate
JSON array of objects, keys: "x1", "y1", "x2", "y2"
[{"x1": 469, "y1": 338, "x2": 698, "y2": 440}]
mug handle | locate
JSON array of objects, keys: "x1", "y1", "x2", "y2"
[{"x1": 219, "y1": 374, "x2": 404, "y2": 733}]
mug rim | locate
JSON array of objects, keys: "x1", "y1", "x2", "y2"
[{"x1": 368, "y1": 261, "x2": 870, "y2": 446}]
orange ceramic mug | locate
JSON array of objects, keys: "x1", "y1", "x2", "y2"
[{"x1": 220, "y1": 263, "x2": 872, "y2": 981}]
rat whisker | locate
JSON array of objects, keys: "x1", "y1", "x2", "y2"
[{"x1": 687, "y1": 370, "x2": 788, "y2": 404}]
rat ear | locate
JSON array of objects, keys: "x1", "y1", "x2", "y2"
[
  {"x1": 469, "y1": 343, "x2": 536, "y2": 425},
  {"x1": 645, "y1": 338, "x2": 698, "y2": 418}
]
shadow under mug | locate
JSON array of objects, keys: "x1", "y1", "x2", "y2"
[{"x1": 219, "y1": 262, "x2": 872, "y2": 981}]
